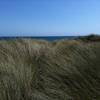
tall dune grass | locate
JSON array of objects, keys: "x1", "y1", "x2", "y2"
[{"x1": 0, "y1": 38, "x2": 100, "y2": 100}]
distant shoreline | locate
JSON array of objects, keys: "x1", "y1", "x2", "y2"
[
  {"x1": 0, "y1": 36, "x2": 78, "y2": 41},
  {"x1": 0, "y1": 34, "x2": 100, "y2": 42}
]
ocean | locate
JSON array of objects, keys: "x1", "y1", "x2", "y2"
[{"x1": 0, "y1": 36, "x2": 77, "y2": 41}]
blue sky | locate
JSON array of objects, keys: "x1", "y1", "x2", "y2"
[{"x1": 0, "y1": 0, "x2": 100, "y2": 36}]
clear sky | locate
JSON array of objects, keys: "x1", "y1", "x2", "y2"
[{"x1": 0, "y1": 0, "x2": 100, "y2": 36}]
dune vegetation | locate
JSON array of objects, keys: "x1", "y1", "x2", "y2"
[{"x1": 0, "y1": 36, "x2": 100, "y2": 100}]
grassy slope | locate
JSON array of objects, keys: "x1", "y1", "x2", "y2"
[{"x1": 0, "y1": 38, "x2": 100, "y2": 100}]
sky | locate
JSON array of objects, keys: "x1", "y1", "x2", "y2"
[{"x1": 0, "y1": 0, "x2": 100, "y2": 36}]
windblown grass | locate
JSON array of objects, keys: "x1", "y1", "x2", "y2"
[{"x1": 0, "y1": 38, "x2": 100, "y2": 100}]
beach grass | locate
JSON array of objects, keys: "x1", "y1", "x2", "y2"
[{"x1": 0, "y1": 37, "x2": 100, "y2": 100}]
